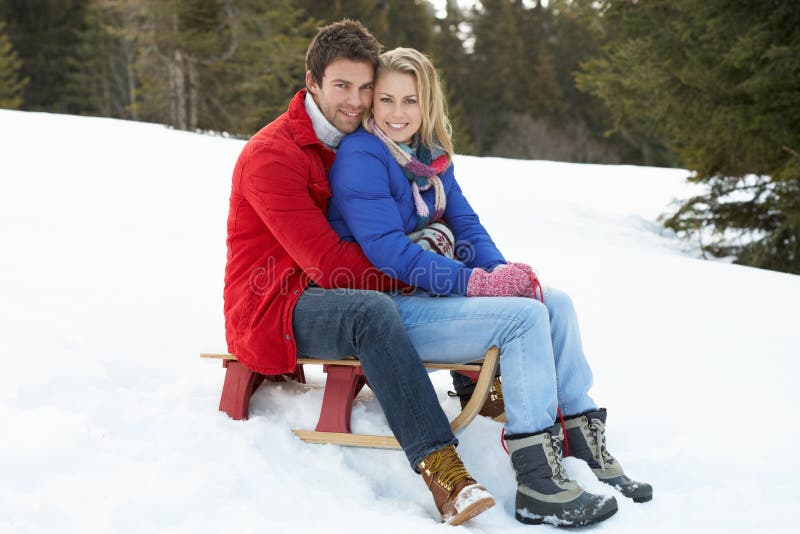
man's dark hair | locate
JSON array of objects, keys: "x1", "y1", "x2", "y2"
[{"x1": 305, "y1": 19, "x2": 382, "y2": 87}]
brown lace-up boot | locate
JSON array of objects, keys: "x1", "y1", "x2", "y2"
[
  {"x1": 418, "y1": 445, "x2": 496, "y2": 525},
  {"x1": 449, "y1": 376, "x2": 506, "y2": 422}
]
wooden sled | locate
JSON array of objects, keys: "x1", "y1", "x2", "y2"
[{"x1": 200, "y1": 347, "x2": 500, "y2": 449}]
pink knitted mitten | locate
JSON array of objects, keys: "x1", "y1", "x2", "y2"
[
  {"x1": 506, "y1": 262, "x2": 544, "y2": 301},
  {"x1": 505, "y1": 261, "x2": 535, "y2": 277},
  {"x1": 466, "y1": 264, "x2": 537, "y2": 298}
]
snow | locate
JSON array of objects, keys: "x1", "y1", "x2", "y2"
[
  {"x1": 450, "y1": 483, "x2": 495, "y2": 524},
  {"x1": 1, "y1": 109, "x2": 798, "y2": 533}
]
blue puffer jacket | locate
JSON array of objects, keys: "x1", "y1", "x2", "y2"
[{"x1": 328, "y1": 129, "x2": 506, "y2": 295}]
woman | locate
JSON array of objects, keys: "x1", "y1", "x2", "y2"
[{"x1": 328, "y1": 47, "x2": 652, "y2": 527}]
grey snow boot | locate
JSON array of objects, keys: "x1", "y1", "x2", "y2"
[
  {"x1": 563, "y1": 408, "x2": 653, "y2": 503},
  {"x1": 505, "y1": 423, "x2": 618, "y2": 528}
]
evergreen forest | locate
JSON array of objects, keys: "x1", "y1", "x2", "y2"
[{"x1": 1, "y1": 0, "x2": 797, "y2": 274}]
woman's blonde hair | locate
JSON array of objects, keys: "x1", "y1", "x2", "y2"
[{"x1": 365, "y1": 47, "x2": 454, "y2": 159}]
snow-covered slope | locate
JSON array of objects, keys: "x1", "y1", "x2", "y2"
[{"x1": 1, "y1": 109, "x2": 797, "y2": 534}]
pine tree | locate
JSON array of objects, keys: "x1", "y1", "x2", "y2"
[
  {"x1": 132, "y1": 0, "x2": 315, "y2": 134},
  {"x1": 297, "y1": 0, "x2": 434, "y2": 53},
  {"x1": 432, "y1": 0, "x2": 473, "y2": 154},
  {"x1": 374, "y1": 0, "x2": 434, "y2": 52},
  {"x1": 0, "y1": 19, "x2": 27, "y2": 109},
  {"x1": 66, "y1": 0, "x2": 146, "y2": 120},
  {"x1": 294, "y1": 0, "x2": 385, "y2": 46},
  {"x1": 466, "y1": 0, "x2": 530, "y2": 152},
  {"x1": 578, "y1": 0, "x2": 800, "y2": 273},
  {"x1": 135, "y1": 0, "x2": 239, "y2": 131},
  {"x1": 517, "y1": 3, "x2": 566, "y2": 120},
  {"x1": 223, "y1": 0, "x2": 319, "y2": 134},
  {"x1": 0, "y1": 0, "x2": 89, "y2": 113}
]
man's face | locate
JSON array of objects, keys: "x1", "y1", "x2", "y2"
[{"x1": 306, "y1": 58, "x2": 374, "y2": 134}]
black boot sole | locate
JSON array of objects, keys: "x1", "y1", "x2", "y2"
[
  {"x1": 515, "y1": 505, "x2": 618, "y2": 528},
  {"x1": 596, "y1": 477, "x2": 653, "y2": 504}
]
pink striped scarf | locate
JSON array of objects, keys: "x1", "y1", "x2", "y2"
[{"x1": 369, "y1": 118, "x2": 449, "y2": 231}]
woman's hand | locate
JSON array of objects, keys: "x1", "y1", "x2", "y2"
[
  {"x1": 466, "y1": 263, "x2": 539, "y2": 298},
  {"x1": 506, "y1": 262, "x2": 544, "y2": 301}
]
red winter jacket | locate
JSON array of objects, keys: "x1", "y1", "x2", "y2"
[{"x1": 224, "y1": 90, "x2": 401, "y2": 375}]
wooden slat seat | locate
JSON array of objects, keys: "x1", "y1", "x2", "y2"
[{"x1": 200, "y1": 348, "x2": 499, "y2": 449}]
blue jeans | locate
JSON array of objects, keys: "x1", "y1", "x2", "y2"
[
  {"x1": 292, "y1": 287, "x2": 457, "y2": 471},
  {"x1": 389, "y1": 287, "x2": 598, "y2": 434}
]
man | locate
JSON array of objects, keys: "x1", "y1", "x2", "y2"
[{"x1": 223, "y1": 20, "x2": 495, "y2": 525}]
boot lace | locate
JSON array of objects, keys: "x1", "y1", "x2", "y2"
[
  {"x1": 548, "y1": 433, "x2": 570, "y2": 484},
  {"x1": 488, "y1": 377, "x2": 503, "y2": 403},
  {"x1": 419, "y1": 445, "x2": 471, "y2": 492},
  {"x1": 447, "y1": 378, "x2": 502, "y2": 404},
  {"x1": 588, "y1": 419, "x2": 614, "y2": 471}
]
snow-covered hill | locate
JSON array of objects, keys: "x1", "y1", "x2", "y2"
[{"x1": 1, "y1": 109, "x2": 797, "y2": 533}]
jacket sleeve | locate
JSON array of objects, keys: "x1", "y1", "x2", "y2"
[
  {"x1": 329, "y1": 142, "x2": 473, "y2": 295},
  {"x1": 442, "y1": 163, "x2": 507, "y2": 271},
  {"x1": 241, "y1": 142, "x2": 401, "y2": 291}
]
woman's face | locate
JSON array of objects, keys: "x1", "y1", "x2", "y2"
[{"x1": 373, "y1": 70, "x2": 422, "y2": 144}]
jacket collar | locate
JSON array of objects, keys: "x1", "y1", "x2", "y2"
[
  {"x1": 304, "y1": 92, "x2": 345, "y2": 149},
  {"x1": 289, "y1": 89, "x2": 333, "y2": 151}
]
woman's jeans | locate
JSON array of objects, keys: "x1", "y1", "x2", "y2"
[
  {"x1": 292, "y1": 286, "x2": 598, "y2": 471},
  {"x1": 388, "y1": 287, "x2": 597, "y2": 435},
  {"x1": 292, "y1": 287, "x2": 457, "y2": 471}
]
